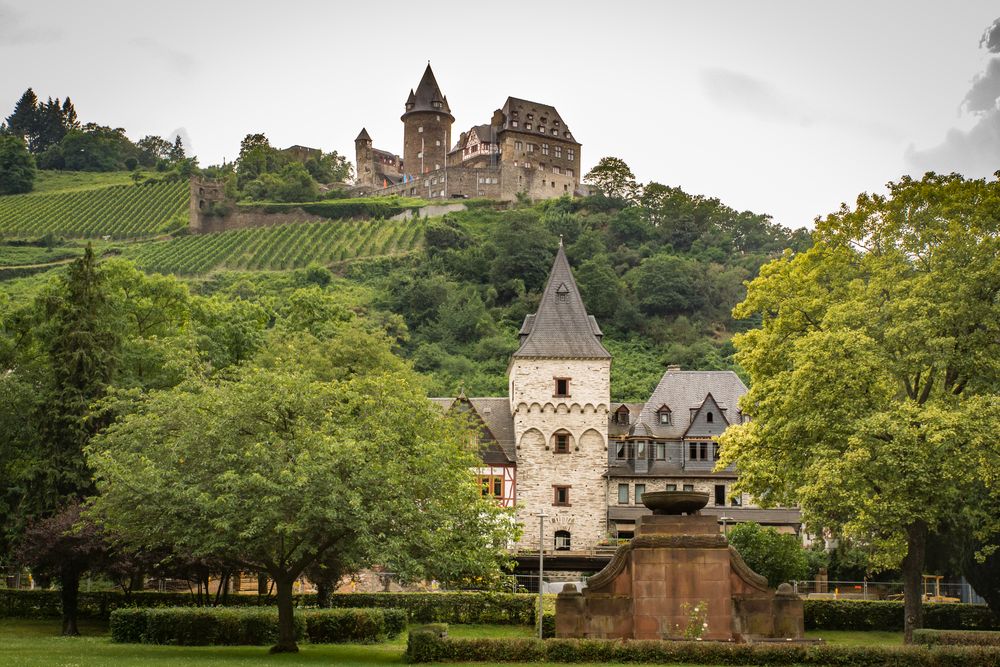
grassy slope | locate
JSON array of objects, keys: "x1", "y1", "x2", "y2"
[
  {"x1": 0, "y1": 619, "x2": 900, "y2": 667},
  {"x1": 32, "y1": 170, "x2": 159, "y2": 194}
]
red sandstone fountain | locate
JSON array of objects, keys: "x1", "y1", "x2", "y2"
[{"x1": 555, "y1": 491, "x2": 804, "y2": 642}]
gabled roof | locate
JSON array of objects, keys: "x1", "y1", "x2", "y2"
[
  {"x1": 355, "y1": 128, "x2": 371, "y2": 143},
  {"x1": 635, "y1": 370, "x2": 747, "y2": 439},
  {"x1": 402, "y1": 63, "x2": 453, "y2": 118},
  {"x1": 497, "y1": 96, "x2": 580, "y2": 145},
  {"x1": 513, "y1": 244, "x2": 611, "y2": 360},
  {"x1": 429, "y1": 396, "x2": 515, "y2": 465}
]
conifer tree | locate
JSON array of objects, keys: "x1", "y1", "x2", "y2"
[
  {"x1": 5, "y1": 88, "x2": 39, "y2": 146},
  {"x1": 61, "y1": 97, "x2": 79, "y2": 129},
  {"x1": 169, "y1": 135, "x2": 185, "y2": 162}
]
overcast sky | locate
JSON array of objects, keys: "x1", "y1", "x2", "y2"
[{"x1": 2, "y1": 1, "x2": 999, "y2": 228}]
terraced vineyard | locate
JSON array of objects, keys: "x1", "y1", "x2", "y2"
[
  {"x1": 0, "y1": 180, "x2": 188, "y2": 239},
  {"x1": 130, "y1": 217, "x2": 425, "y2": 275}
]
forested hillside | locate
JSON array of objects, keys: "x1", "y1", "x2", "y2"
[{"x1": 372, "y1": 189, "x2": 810, "y2": 400}]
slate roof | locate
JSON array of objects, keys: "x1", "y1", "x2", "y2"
[
  {"x1": 498, "y1": 97, "x2": 580, "y2": 145},
  {"x1": 635, "y1": 370, "x2": 747, "y2": 439},
  {"x1": 429, "y1": 396, "x2": 515, "y2": 465},
  {"x1": 355, "y1": 128, "x2": 371, "y2": 142},
  {"x1": 513, "y1": 244, "x2": 611, "y2": 360},
  {"x1": 403, "y1": 64, "x2": 452, "y2": 117}
]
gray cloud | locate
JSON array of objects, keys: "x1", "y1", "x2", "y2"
[
  {"x1": 700, "y1": 68, "x2": 805, "y2": 124},
  {"x1": 907, "y1": 17, "x2": 1000, "y2": 177},
  {"x1": 0, "y1": 2, "x2": 61, "y2": 45},
  {"x1": 129, "y1": 38, "x2": 198, "y2": 76}
]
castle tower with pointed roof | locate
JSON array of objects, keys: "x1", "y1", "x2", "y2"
[
  {"x1": 508, "y1": 242, "x2": 611, "y2": 551},
  {"x1": 401, "y1": 63, "x2": 454, "y2": 178},
  {"x1": 354, "y1": 128, "x2": 374, "y2": 188}
]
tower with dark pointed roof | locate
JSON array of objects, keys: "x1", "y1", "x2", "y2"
[
  {"x1": 508, "y1": 242, "x2": 611, "y2": 551},
  {"x1": 401, "y1": 63, "x2": 454, "y2": 178},
  {"x1": 355, "y1": 128, "x2": 374, "y2": 188}
]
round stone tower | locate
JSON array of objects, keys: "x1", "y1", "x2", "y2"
[{"x1": 401, "y1": 63, "x2": 453, "y2": 177}]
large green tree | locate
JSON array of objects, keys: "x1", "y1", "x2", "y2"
[
  {"x1": 719, "y1": 173, "x2": 1000, "y2": 643},
  {"x1": 86, "y1": 333, "x2": 516, "y2": 653},
  {"x1": 584, "y1": 156, "x2": 640, "y2": 202},
  {"x1": 0, "y1": 135, "x2": 36, "y2": 194}
]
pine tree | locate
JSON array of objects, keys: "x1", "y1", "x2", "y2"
[
  {"x1": 35, "y1": 97, "x2": 67, "y2": 152},
  {"x1": 5, "y1": 88, "x2": 39, "y2": 147},
  {"x1": 169, "y1": 135, "x2": 185, "y2": 162},
  {"x1": 61, "y1": 97, "x2": 79, "y2": 129}
]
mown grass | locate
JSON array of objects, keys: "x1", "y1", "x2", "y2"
[
  {"x1": 0, "y1": 619, "x2": 902, "y2": 667},
  {"x1": 31, "y1": 170, "x2": 159, "y2": 194}
]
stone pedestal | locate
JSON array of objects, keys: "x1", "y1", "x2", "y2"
[{"x1": 556, "y1": 492, "x2": 804, "y2": 642}]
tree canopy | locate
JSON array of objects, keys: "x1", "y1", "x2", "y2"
[
  {"x1": 0, "y1": 135, "x2": 36, "y2": 194},
  {"x1": 86, "y1": 328, "x2": 517, "y2": 652},
  {"x1": 718, "y1": 172, "x2": 1000, "y2": 642}
]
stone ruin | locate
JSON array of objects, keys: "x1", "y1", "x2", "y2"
[{"x1": 556, "y1": 491, "x2": 804, "y2": 642}]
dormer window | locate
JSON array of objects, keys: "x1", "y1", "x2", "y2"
[
  {"x1": 657, "y1": 405, "x2": 672, "y2": 425},
  {"x1": 615, "y1": 406, "x2": 630, "y2": 425},
  {"x1": 555, "y1": 282, "x2": 569, "y2": 303},
  {"x1": 554, "y1": 378, "x2": 570, "y2": 397},
  {"x1": 525, "y1": 123, "x2": 532, "y2": 130}
]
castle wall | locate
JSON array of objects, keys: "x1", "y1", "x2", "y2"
[
  {"x1": 510, "y1": 358, "x2": 611, "y2": 551},
  {"x1": 361, "y1": 162, "x2": 577, "y2": 202}
]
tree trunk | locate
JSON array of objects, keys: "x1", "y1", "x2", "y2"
[
  {"x1": 316, "y1": 580, "x2": 331, "y2": 609},
  {"x1": 258, "y1": 572, "x2": 269, "y2": 596},
  {"x1": 60, "y1": 565, "x2": 81, "y2": 637},
  {"x1": 269, "y1": 574, "x2": 299, "y2": 653},
  {"x1": 901, "y1": 521, "x2": 928, "y2": 644}
]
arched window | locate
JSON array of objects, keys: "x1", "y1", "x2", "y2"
[
  {"x1": 554, "y1": 530, "x2": 571, "y2": 551},
  {"x1": 706, "y1": 411, "x2": 714, "y2": 423}
]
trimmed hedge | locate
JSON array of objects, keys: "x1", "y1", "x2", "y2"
[
  {"x1": 109, "y1": 606, "x2": 404, "y2": 645},
  {"x1": 405, "y1": 632, "x2": 1000, "y2": 665},
  {"x1": 305, "y1": 608, "x2": 406, "y2": 644},
  {"x1": 804, "y1": 600, "x2": 1000, "y2": 631},
  {"x1": 915, "y1": 629, "x2": 1000, "y2": 647},
  {"x1": 1, "y1": 589, "x2": 534, "y2": 624}
]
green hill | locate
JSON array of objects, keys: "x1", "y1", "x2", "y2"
[
  {"x1": 128, "y1": 217, "x2": 426, "y2": 275},
  {"x1": 0, "y1": 179, "x2": 187, "y2": 239}
]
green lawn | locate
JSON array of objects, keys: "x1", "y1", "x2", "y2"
[{"x1": 0, "y1": 619, "x2": 902, "y2": 666}]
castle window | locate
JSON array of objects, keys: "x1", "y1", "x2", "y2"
[
  {"x1": 553, "y1": 166, "x2": 561, "y2": 174},
  {"x1": 654, "y1": 442, "x2": 666, "y2": 460},
  {"x1": 554, "y1": 432, "x2": 570, "y2": 454},
  {"x1": 525, "y1": 162, "x2": 531, "y2": 169},
  {"x1": 553, "y1": 486, "x2": 570, "y2": 506},
  {"x1": 683, "y1": 484, "x2": 694, "y2": 491},
  {"x1": 715, "y1": 485, "x2": 726, "y2": 506},
  {"x1": 666, "y1": 483, "x2": 677, "y2": 491},
  {"x1": 554, "y1": 378, "x2": 570, "y2": 397},
  {"x1": 565, "y1": 132, "x2": 572, "y2": 139},
  {"x1": 635, "y1": 484, "x2": 646, "y2": 504},
  {"x1": 615, "y1": 406, "x2": 629, "y2": 425},
  {"x1": 512, "y1": 121, "x2": 519, "y2": 128},
  {"x1": 527, "y1": 143, "x2": 534, "y2": 153},
  {"x1": 568, "y1": 149, "x2": 575, "y2": 161},
  {"x1": 417, "y1": 151, "x2": 423, "y2": 158},
  {"x1": 515, "y1": 141, "x2": 523, "y2": 151},
  {"x1": 435, "y1": 140, "x2": 440, "y2": 146},
  {"x1": 688, "y1": 442, "x2": 709, "y2": 461},
  {"x1": 618, "y1": 484, "x2": 629, "y2": 504},
  {"x1": 539, "y1": 163, "x2": 545, "y2": 170},
  {"x1": 731, "y1": 494, "x2": 743, "y2": 507},
  {"x1": 418, "y1": 126, "x2": 423, "y2": 133},
  {"x1": 707, "y1": 411, "x2": 714, "y2": 423},
  {"x1": 567, "y1": 169, "x2": 574, "y2": 178},
  {"x1": 554, "y1": 120, "x2": 560, "y2": 127},
  {"x1": 554, "y1": 530, "x2": 571, "y2": 550},
  {"x1": 554, "y1": 146, "x2": 562, "y2": 158},
  {"x1": 635, "y1": 440, "x2": 647, "y2": 461},
  {"x1": 527, "y1": 113, "x2": 533, "y2": 120},
  {"x1": 658, "y1": 407, "x2": 671, "y2": 425},
  {"x1": 539, "y1": 127, "x2": 545, "y2": 133},
  {"x1": 542, "y1": 143, "x2": 549, "y2": 155},
  {"x1": 551, "y1": 129, "x2": 558, "y2": 135},
  {"x1": 525, "y1": 123, "x2": 532, "y2": 130}
]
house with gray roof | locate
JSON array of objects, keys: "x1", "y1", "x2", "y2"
[{"x1": 432, "y1": 242, "x2": 800, "y2": 555}]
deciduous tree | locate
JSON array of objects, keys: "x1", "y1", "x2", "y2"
[
  {"x1": 719, "y1": 173, "x2": 1000, "y2": 643},
  {"x1": 0, "y1": 135, "x2": 36, "y2": 194},
  {"x1": 584, "y1": 156, "x2": 640, "y2": 202}
]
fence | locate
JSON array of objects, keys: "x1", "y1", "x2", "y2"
[{"x1": 792, "y1": 580, "x2": 981, "y2": 604}]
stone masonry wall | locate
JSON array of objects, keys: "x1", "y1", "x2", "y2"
[{"x1": 511, "y1": 359, "x2": 611, "y2": 550}]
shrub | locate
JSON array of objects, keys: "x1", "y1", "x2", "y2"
[
  {"x1": 108, "y1": 607, "x2": 147, "y2": 643},
  {"x1": 404, "y1": 632, "x2": 1000, "y2": 665},
  {"x1": 804, "y1": 599, "x2": 1000, "y2": 631},
  {"x1": 304, "y1": 608, "x2": 406, "y2": 644},
  {"x1": 915, "y1": 628, "x2": 1000, "y2": 647},
  {"x1": 136, "y1": 607, "x2": 300, "y2": 646}
]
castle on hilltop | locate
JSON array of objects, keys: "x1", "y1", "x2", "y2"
[{"x1": 354, "y1": 64, "x2": 582, "y2": 202}]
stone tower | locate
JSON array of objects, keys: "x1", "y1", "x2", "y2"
[
  {"x1": 354, "y1": 128, "x2": 374, "y2": 188},
  {"x1": 401, "y1": 63, "x2": 453, "y2": 177},
  {"x1": 509, "y1": 243, "x2": 612, "y2": 551}
]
